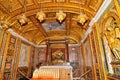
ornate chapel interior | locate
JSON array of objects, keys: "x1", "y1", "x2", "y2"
[{"x1": 0, "y1": 0, "x2": 120, "y2": 80}]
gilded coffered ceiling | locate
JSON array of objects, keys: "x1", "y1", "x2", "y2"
[{"x1": 0, "y1": 0, "x2": 103, "y2": 45}]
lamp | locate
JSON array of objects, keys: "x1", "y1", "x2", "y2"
[
  {"x1": 56, "y1": 10, "x2": 66, "y2": 23},
  {"x1": 36, "y1": 0, "x2": 46, "y2": 22},
  {"x1": 77, "y1": 12, "x2": 88, "y2": 25},
  {"x1": 18, "y1": 14, "x2": 28, "y2": 26},
  {"x1": 56, "y1": 1, "x2": 66, "y2": 23},
  {"x1": 18, "y1": 0, "x2": 28, "y2": 26},
  {"x1": 36, "y1": 11, "x2": 46, "y2": 22},
  {"x1": 77, "y1": 0, "x2": 88, "y2": 25}
]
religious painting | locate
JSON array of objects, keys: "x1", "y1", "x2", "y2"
[
  {"x1": 42, "y1": 21, "x2": 65, "y2": 31},
  {"x1": 38, "y1": 47, "x2": 46, "y2": 63},
  {"x1": 51, "y1": 48, "x2": 65, "y2": 64},
  {"x1": 18, "y1": 43, "x2": 30, "y2": 67},
  {"x1": 0, "y1": 32, "x2": 8, "y2": 69}
]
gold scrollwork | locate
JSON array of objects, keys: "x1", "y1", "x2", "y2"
[{"x1": 104, "y1": 17, "x2": 120, "y2": 60}]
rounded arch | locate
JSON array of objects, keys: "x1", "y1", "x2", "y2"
[{"x1": 100, "y1": 11, "x2": 120, "y2": 36}]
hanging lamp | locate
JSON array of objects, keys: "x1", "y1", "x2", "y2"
[
  {"x1": 18, "y1": 0, "x2": 28, "y2": 26},
  {"x1": 56, "y1": 1, "x2": 66, "y2": 23},
  {"x1": 36, "y1": 0, "x2": 46, "y2": 22}
]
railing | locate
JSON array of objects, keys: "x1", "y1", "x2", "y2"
[
  {"x1": 73, "y1": 69, "x2": 92, "y2": 80},
  {"x1": 18, "y1": 69, "x2": 30, "y2": 80}
]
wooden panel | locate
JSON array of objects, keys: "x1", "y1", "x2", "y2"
[{"x1": 38, "y1": 47, "x2": 46, "y2": 63}]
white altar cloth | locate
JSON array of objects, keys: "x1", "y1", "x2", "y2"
[{"x1": 32, "y1": 66, "x2": 73, "y2": 80}]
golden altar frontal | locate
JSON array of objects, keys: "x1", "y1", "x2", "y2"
[{"x1": 32, "y1": 66, "x2": 73, "y2": 80}]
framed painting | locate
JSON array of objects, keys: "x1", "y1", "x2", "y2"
[
  {"x1": 18, "y1": 43, "x2": 30, "y2": 67},
  {"x1": 38, "y1": 47, "x2": 46, "y2": 62},
  {"x1": 51, "y1": 48, "x2": 65, "y2": 64}
]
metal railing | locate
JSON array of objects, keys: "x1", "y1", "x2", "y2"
[
  {"x1": 73, "y1": 69, "x2": 92, "y2": 80},
  {"x1": 18, "y1": 69, "x2": 30, "y2": 80}
]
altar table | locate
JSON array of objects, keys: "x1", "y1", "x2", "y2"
[{"x1": 32, "y1": 66, "x2": 73, "y2": 80}]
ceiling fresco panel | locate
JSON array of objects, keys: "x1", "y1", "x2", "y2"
[{"x1": 42, "y1": 21, "x2": 65, "y2": 31}]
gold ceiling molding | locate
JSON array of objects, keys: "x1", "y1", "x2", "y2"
[
  {"x1": 0, "y1": 0, "x2": 104, "y2": 45},
  {"x1": 6, "y1": 2, "x2": 96, "y2": 21}
]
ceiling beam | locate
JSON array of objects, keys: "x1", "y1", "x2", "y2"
[
  {"x1": 29, "y1": 15, "x2": 48, "y2": 37},
  {"x1": 65, "y1": 13, "x2": 71, "y2": 35},
  {"x1": 20, "y1": 24, "x2": 38, "y2": 34}
]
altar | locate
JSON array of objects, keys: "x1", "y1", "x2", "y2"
[{"x1": 32, "y1": 66, "x2": 73, "y2": 80}]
